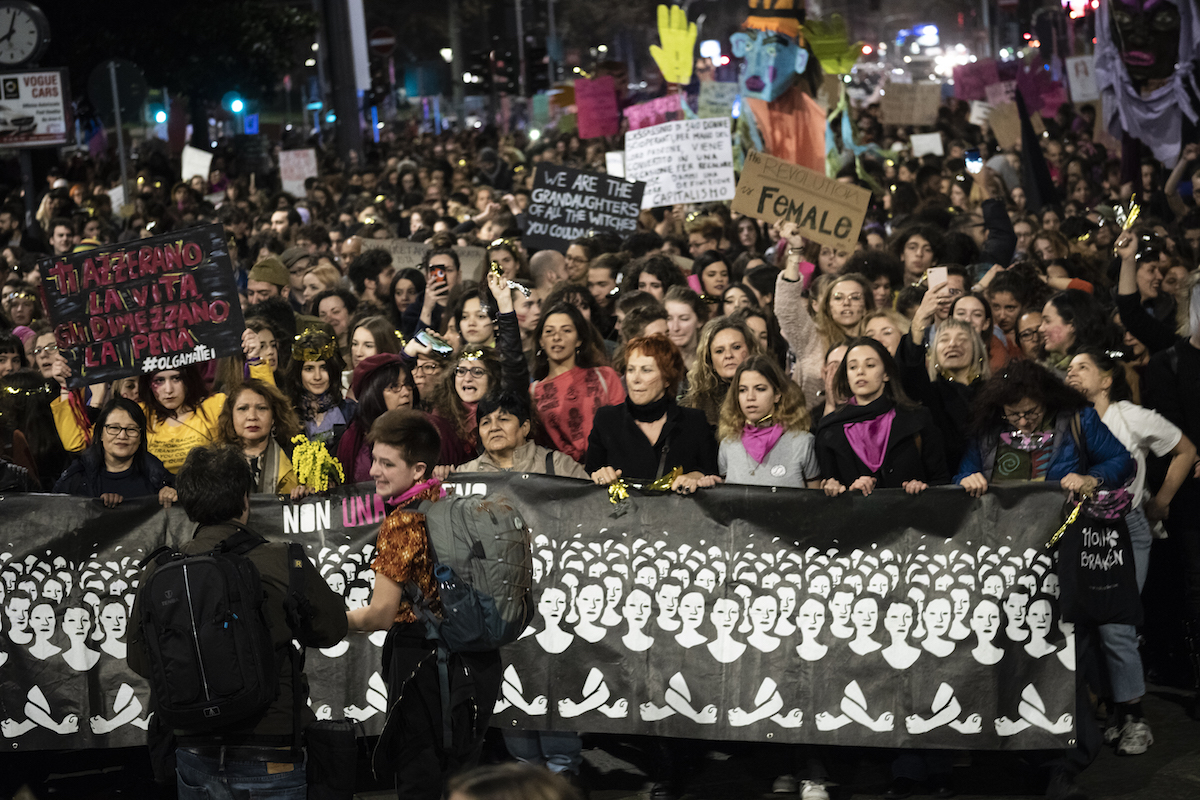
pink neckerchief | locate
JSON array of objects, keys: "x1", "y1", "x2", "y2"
[
  {"x1": 385, "y1": 477, "x2": 446, "y2": 507},
  {"x1": 843, "y1": 398, "x2": 896, "y2": 473},
  {"x1": 742, "y1": 423, "x2": 785, "y2": 464}
]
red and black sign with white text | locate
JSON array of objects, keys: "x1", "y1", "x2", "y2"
[{"x1": 38, "y1": 224, "x2": 245, "y2": 388}]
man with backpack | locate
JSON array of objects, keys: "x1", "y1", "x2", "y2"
[
  {"x1": 127, "y1": 444, "x2": 348, "y2": 799},
  {"x1": 346, "y1": 408, "x2": 522, "y2": 800}
]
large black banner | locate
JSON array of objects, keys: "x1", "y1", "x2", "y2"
[
  {"x1": 37, "y1": 223, "x2": 246, "y2": 388},
  {"x1": 0, "y1": 478, "x2": 1075, "y2": 752}
]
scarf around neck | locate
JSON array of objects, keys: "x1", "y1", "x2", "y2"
[
  {"x1": 386, "y1": 477, "x2": 446, "y2": 508},
  {"x1": 742, "y1": 423, "x2": 785, "y2": 464},
  {"x1": 843, "y1": 397, "x2": 896, "y2": 473},
  {"x1": 626, "y1": 392, "x2": 671, "y2": 423},
  {"x1": 300, "y1": 390, "x2": 339, "y2": 422}
]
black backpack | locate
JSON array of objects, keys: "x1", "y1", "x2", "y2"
[{"x1": 136, "y1": 527, "x2": 297, "y2": 732}]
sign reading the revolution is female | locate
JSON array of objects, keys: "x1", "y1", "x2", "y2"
[{"x1": 38, "y1": 224, "x2": 246, "y2": 388}]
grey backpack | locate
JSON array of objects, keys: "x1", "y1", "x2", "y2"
[{"x1": 411, "y1": 493, "x2": 534, "y2": 652}]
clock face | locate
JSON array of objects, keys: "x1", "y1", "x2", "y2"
[{"x1": 0, "y1": 7, "x2": 42, "y2": 66}]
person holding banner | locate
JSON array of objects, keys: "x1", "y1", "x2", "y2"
[{"x1": 215, "y1": 378, "x2": 307, "y2": 497}]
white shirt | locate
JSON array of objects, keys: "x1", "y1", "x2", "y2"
[{"x1": 1100, "y1": 400, "x2": 1182, "y2": 506}]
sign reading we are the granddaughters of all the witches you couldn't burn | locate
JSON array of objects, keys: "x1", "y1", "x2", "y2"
[{"x1": 38, "y1": 224, "x2": 245, "y2": 389}]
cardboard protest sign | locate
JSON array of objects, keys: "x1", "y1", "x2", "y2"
[
  {"x1": 524, "y1": 164, "x2": 645, "y2": 251},
  {"x1": 181, "y1": 145, "x2": 213, "y2": 183},
  {"x1": 280, "y1": 148, "x2": 319, "y2": 198},
  {"x1": 953, "y1": 59, "x2": 999, "y2": 101},
  {"x1": 985, "y1": 81, "x2": 1016, "y2": 106},
  {"x1": 698, "y1": 81, "x2": 738, "y2": 118},
  {"x1": 1066, "y1": 55, "x2": 1099, "y2": 102},
  {"x1": 623, "y1": 93, "x2": 684, "y2": 130},
  {"x1": 624, "y1": 117, "x2": 735, "y2": 209},
  {"x1": 732, "y1": 149, "x2": 871, "y2": 253},
  {"x1": 988, "y1": 102, "x2": 1044, "y2": 150},
  {"x1": 574, "y1": 75, "x2": 620, "y2": 139},
  {"x1": 39, "y1": 224, "x2": 245, "y2": 388},
  {"x1": 909, "y1": 132, "x2": 944, "y2": 157},
  {"x1": 361, "y1": 240, "x2": 488, "y2": 283},
  {"x1": 879, "y1": 82, "x2": 942, "y2": 126}
]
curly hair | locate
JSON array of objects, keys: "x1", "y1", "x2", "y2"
[
  {"x1": 429, "y1": 347, "x2": 502, "y2": 442},
  {"x1": 217, "y1": 379, "x2": 302, "y2": 449},
  {"x1": 620, "y1": 253, "x2": 687, "y2": 297},
  {"x1": 718, "y1": 354, "x2": 811, "y2": 442},
  {"x1": 968, "y1": 358, "x2": 1088, "y2": 436},
  {"x1": 623, "y1": 334, "x2": 685, "y2": 397},
  {"x1": 684, "y1": 317, "x2": 762, "y2": 425},
  {"x1": 1045, "y1": 289, "x2": 1119, "y2": 357}
]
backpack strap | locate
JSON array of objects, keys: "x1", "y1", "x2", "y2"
[
  {"x1": 218, "y1": 526, "x2": 269, "y2": 556},
  {"x1": 284, "y1": 542, "x2": 309, "y2": 752},
  {"x1": 1069, "y1": 411, "x2": 1090, "y2": 475},
  {"x1": 436, "y1": 645, "x2": 453, "y2": 750},
  {"x1": 545, "y1": 451, "x2": 555, "y2": 476}
]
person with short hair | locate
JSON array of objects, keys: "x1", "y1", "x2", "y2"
[
  {"x1": 128, "y1": 444, "x2": 347, "y2": 800},
  {"x1": 247, "y1": 257, "x2": 292, "y2": 306},
  {"x1": 53, "y1": 398, "x2": 175, "y2": 506},
  {"x1": 457, "y1": 391, "x2": 587, "y2": 477},
  {"x1": 346, "y1": 409, "x2": 503, "y2": 800}
]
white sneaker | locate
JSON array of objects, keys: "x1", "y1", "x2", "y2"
[
  {"x1": 772, "y1": 775, "x2": 798, "y2": 794},
  {"x1": 1116, "y1": 716, "x2": 1153, "y2": 756},
  {"x1": 801, "y1": 780, "x2": 830, "y2": 800}
]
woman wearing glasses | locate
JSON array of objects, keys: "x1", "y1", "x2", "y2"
[{"x1": 53, "y1": 398, "x2": 175, "y2": 508}]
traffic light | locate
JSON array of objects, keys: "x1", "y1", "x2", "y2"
[{"x1": 221, "y1": 91, "x2": 244, "y2": 114}]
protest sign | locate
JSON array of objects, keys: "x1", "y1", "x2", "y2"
[
  {"x1": 623, "y1": 93, "x2": 684, "y2": 130},
  {"x1": 624, "y1": 117, "x2": 735, "y2": 209},
  {"x1": 1066, "y1": 55, "x2": 1099, "y2": 103},
  {"x1": 574, "y1": 75, "x2": 620, "y2": 139},
  {"x1": 280, "y1": 148, "x2": 319, "y2": 198},
  {"x1": 732, "y1": 149, "x2": 871, "y2": 253},
  {"x1": 698, "y1": 81, "x2": 739, "y2": 118},
  {"x1": 952, "y1": 59, "x2": 999, "y2": 101},
  {"x1": 361, "y1": 239, "x2": 488, "y2": 283},
  {"x1": 969, "y1": 100, "x2": 992, "y2": 126},
  {"x1": 988, "y1": 102, "x2": 1021, "y2": 150},
  {"x1": 524, "y1": 164, "x2": 645, "y2": 251},
  {"x1": 879, "y1": 82, "x2": 942, "y2": 126},
  {"x1": 909, "y1": 132, "x2": 944, "y2": 157},
  {"x1": 985, "y1": 81, "x2": 1017, "y2": 106},
  {"x1": 0, "y1": 69, "x2": 70, "y2": 148},
  {"x1": 181, "y1": 145, "x2": 213, "y2": 184},
  {"x1": 605, "y1": 151, "x2": 625, "y2": 178},
  {"x1": 38, "y1": 224, "x2": 245, "y2": 388},
  {"x1": 0, "y1": 479, "x2": 1074, "y2": 752},
  {"x1": 106, "y1": 185, "x2": 125, "y2": 213}
]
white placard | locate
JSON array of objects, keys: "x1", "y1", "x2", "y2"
[
  {"x1": 107, "y1": 184, "x2": 125, "y2": 212},
  {"x1": 279, "y1": 148, "x2": 319, "y2": 198},
  {"x1": 605, "y1": 151, "x2": 625, "y2": 178},
  {"x1": 624, "y1": 118, "x2": 735, "y2": 209},
  {"x1": 181, "y1": 145, "x2": 214, "y2": 183},
  {"x1": 969, "y1": 100, "x2": 993, "y2": 126},
  {"x1": 1066, "y1": 55, "x2": 1099, "y2": 103},
  {"x1": 909, "y1": 132, "x2": 944, "y2": 157}
]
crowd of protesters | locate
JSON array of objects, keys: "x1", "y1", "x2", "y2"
[{"x1": 1, "y1": 93, "x2": 1199, "y2": 800}]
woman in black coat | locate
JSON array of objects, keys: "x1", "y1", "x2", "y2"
[
  {"x1": 54, "y1": 398, "x2": 175, "y2": 507},
  {"x1": 586, "y1": 334, "x2": 718, "y2": 491},
  {"x1": 815, "y1": 337, "x2": 949, "y2": 496}
]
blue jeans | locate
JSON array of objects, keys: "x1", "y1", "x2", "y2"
[
  {"x1": 176, "y1": 749, "x2": 307, "y2": 800},
  {"x1": 1097, "y1": 506, "x2": 1152, "y2": 703},
  {"x1": 503, "y1": 729, "x2": 583, "y2": 774}
]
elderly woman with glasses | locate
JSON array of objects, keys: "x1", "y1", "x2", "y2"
[{"x1": 53, "y1": 397, "x2": 175, "y2": 508}]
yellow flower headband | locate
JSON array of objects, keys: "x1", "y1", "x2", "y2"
[
  {"x1": 292, "y1": 328, "x2": 338, "y2": 362},
  {"x1": 460, "y1": 348, "x2": 485, "y2": 362}
]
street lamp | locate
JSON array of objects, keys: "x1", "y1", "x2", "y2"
[{"x1": 440, "y1": 48, "x2": 453, "y2": 63}]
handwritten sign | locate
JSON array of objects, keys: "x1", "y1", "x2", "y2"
[
  {"x1": 280, "y1": 148, "x2": 319, "y2": 198},
  {"x1": 624, "y1": 117, "x2": 735, "y2": 209},
  {"x1": 1066, "y1": 55, "x2": 1099, "y2": 103},
  {"x1": 39, "y1": 224, "x2": 245, "y2": 388},
  {"x1": 523, "y1": 164, "x2": 645, "y2": 250},
  {"x1": 879, "y1": 82, "x2": 942, "y2": 126},
  {"x1": 361, "y1": 240, "x2": 488, "y2": 283},
  {"x1": 574, "y1": 75, "x2": 620, "y2": 139},
  {"x1": 732, "y1": 150, "x2": 872, "y2": 253},
  {"x1": 698, "y1": 81, "x2": 738, "y2": 118},
  {"x1": 623, "y1": 93, "x2": 684, "y2": 130}
]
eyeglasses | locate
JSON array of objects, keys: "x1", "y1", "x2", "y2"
[
  {"x1": 32, "y1": 344, "x2": 59, "y2": 356},
  {"x1": 1018, "y1": 329, "x2": 1042, "y2": 342},
  {"x1": 454, "y1": 366, "x2": 488, "y2": 379},
  {"x1": 103, "y1": 425, "x2": 141, "y2": 438},
  {"x1": 413, "y1": 363, "x2": 441, "y2": 375},
  {"x1": 831, "y1": 293, "x2": 864, "y2": 304},
  {"x1": 564, "y1": 254, "x2": 589, "y2": 266},
  {"x1": 1003, "y1": 406, "x2": 1044, "y2": 424}
]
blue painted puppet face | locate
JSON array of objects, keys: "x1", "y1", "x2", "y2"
[{"x1": 731, "y1": 29, "x2": 810, "y2": 102}]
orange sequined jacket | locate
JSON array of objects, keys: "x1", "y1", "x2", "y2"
[{"x1": 371, "y1": 484, "x2": 445, "y2": 624}]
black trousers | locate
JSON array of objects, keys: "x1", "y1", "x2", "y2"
[{"x1": 376, "y1": 624, "x2": 502, "y2": 800}]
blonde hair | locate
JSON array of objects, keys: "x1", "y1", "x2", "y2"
[
  {"x1": 683, "y1": 317, "x2": 761, "y2": 425},
  {"x1": 927, "y1": 318, "x2": 991, "y2": 383},
  {"x1": 304, "y1": 264, "x2": 342, "y2": 294},
  {"x1": 863, "y1": 307, "x2": 911, "y2": 335},
  {"x1": 718, "y1": 354, "x2": 811, "y2": 442},
  {"x1": 814, "y1": 272, "x2": 876, "y2": 349}
]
